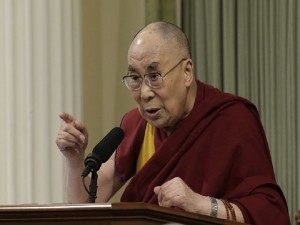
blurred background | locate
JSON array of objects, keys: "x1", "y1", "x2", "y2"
[{"x1": 0, "y1": 0, "x2": 299, "y2": 223}]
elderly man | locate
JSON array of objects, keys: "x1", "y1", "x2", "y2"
[{"x1": 56, "y1": 21, "x2": 290, "y2": 224}]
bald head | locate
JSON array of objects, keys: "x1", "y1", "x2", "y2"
[{"x1": 130, "y1": 21, "x2": 191, "y2": 59}]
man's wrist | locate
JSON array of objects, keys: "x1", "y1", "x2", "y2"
[{"x1": 209, "y1": 197, "x2": 218, "y2": 217}]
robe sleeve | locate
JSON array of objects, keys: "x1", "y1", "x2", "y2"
[{"x1": 205, "y1": 101, "x2": 290, "y2": 224}]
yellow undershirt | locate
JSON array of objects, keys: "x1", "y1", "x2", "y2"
[{"x1": 136, "y1": 123, "x2": 155, "y2": 172}]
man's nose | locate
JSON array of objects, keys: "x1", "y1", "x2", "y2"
[{"x1": 140, "y1": 81, "x2": 155, "y2": 100}]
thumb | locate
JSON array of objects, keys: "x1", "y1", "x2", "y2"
[{"x1": 153, "y1": 186, "x2": 161, "y2": 195}]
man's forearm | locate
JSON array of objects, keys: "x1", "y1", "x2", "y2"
[{"x1": 65, "y1": 162, "x2": 89, "y2": 203}]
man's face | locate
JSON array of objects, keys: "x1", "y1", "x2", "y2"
[{"x1": 127, "y1": 33, "x2": 193, "y2": 132}]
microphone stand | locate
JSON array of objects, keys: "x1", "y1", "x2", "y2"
[{"x1": 88, "y1": 170, "x2": 98, "y2": 203}]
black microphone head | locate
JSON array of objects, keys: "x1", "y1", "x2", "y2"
[
  {"x1": 82, "y1": 127, "x2": 124, "y2": 177},
  {"x1": 92, "y1": 127, "x2": 125, "y2": 163}
]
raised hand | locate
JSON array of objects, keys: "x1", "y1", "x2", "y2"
[{"x1": 56, "y1": 112, "x2": 88, "y2": 166}]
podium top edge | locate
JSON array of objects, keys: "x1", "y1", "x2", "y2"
[{"x1": 0, "y1": 203, "x2": 112, "y2": 210}]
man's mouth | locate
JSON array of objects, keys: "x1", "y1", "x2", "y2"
[{"x1": 145, "y1": 108, "x2": 160, "y2": 118}]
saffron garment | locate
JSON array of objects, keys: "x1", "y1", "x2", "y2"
[
  {"x1": 136, "y1": 123, "x2": 155, "y2": 172},
  {"x1": 115, "y1": 80, "x2": 291, "y2": 225}
]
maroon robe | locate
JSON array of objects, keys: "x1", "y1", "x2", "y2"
[{"x1": 115, "y1": 80, "x2": 290, "y2": 225}]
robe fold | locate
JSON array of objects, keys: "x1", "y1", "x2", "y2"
[{"x1": 115, "y1": 80, "x2": 290, "y2": 225}]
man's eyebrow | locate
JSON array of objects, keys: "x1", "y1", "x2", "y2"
[
  {"x1": 147, "y1": 62, "x2": 160, "y2": 71},
  {"x1": 127, "y1": 65, "x2": 136, "y2": 72},
  {"x1": 127, "y1": 62, "x2": 160, "y2": 73}
]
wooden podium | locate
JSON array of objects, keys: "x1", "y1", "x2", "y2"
[{"x1": 0, "y1": 202, "x2": 246, "y2": 225}]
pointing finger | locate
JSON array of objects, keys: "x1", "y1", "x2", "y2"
[{"x1": 59, "y1": 112, "x2": 76, "y2": 123}]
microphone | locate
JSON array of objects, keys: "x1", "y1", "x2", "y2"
[{"x1": 81, "y1": 127, "x2": 124, "y2": 177}]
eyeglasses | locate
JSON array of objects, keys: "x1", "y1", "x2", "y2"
[{"x1": 122, "y1": 58, "x2": 187, "y2": 91}]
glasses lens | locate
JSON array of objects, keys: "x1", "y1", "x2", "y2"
[
  {"x1": 124, "y1": 76, "x2": 141, "y2": 90},
  {"x1": 144, "y1": 73, "x2": 163, "y2": 88}
]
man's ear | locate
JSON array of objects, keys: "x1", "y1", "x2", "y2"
[{"x1": 184, "y1": 59, "x2": 194, "y2": 87}]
